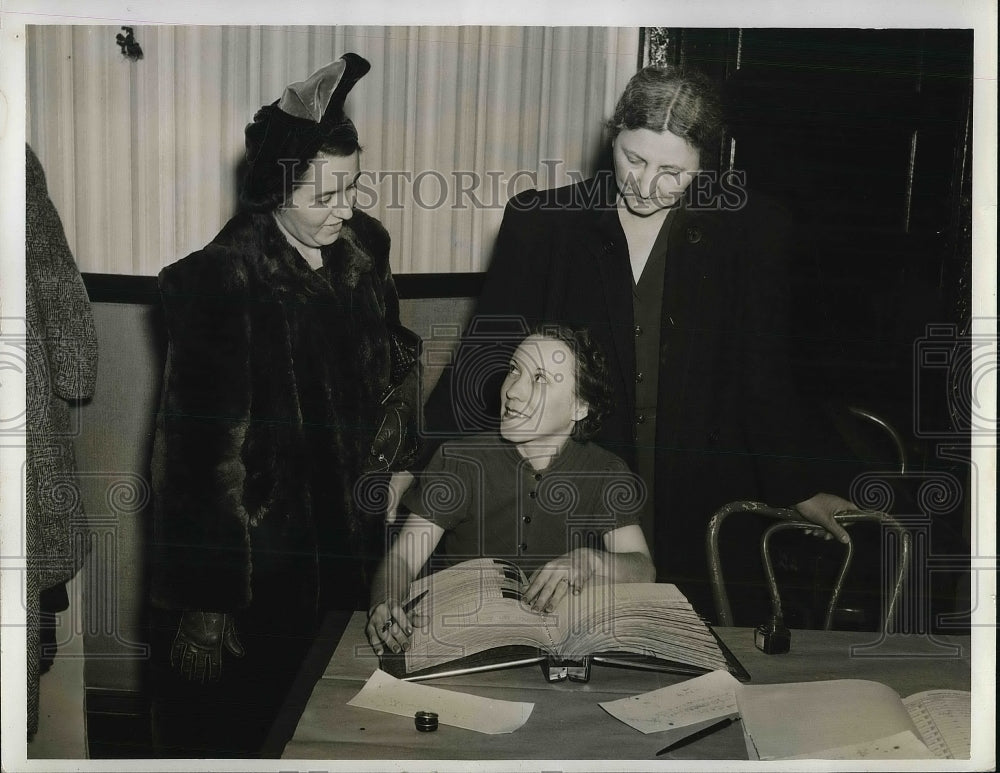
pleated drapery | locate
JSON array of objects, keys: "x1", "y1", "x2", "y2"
[{"x1": 27, "y1": 25, "x2": 640, "y2": 275}]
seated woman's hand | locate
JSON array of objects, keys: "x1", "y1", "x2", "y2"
[
  {"x1": 524, "y1": 548, "x2": 603, "y2": 614},
  {"x1": 365, "y1": 599, "x2": 414, "y2": 656}
]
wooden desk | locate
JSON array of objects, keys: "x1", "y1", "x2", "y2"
[{"x1": 278, "y1": 612, "x2": 970, "y2": 761}]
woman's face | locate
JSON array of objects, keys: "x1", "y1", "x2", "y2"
[
  {"x1": 499, "y1": 335, "x2": 588, "y2": 451},
  {"x1": 612, "y1": 127, "x2": 701, "y2": 216},
  {"x1": 274, "y1": 151, "x2": 360, "y2": 248}
]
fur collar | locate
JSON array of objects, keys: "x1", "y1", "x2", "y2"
[{"x1": 212, "y1": 210, "x2": 380, "y2": 298}]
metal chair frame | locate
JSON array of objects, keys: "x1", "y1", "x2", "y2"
[{"x1": 706, "y1": 501, "x2": 912, "y2": 630}]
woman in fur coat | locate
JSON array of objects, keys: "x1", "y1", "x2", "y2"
[{"x1": 149, "y1": 53, "x2": 419, "y2": 757}]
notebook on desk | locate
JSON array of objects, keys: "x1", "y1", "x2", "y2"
[{"x1": 378, "y1": 558, "x2": 750, "y2": 682}]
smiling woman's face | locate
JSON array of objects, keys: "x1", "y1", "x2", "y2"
[
  {"x1": 612, "y1": 127, "x2": 701, "y2": 217},
  {"x1": 499, "y1": 335, "x2": 588, "y2": 452},
  {"x1": 274, "y1": 150, "x2": 360, "y2": 248}
]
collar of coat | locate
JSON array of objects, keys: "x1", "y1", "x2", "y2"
[{"x1": 211, "y1": 208, "x2": 380, "y2": 298}]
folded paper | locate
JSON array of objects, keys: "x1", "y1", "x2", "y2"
[{"x1": 347, "y1": 669, "x2": 534, "y2": 735}]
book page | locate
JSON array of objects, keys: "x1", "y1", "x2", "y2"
[
  {"x1": 403, "y1": 559, "x2": 553, "y2": 673},
  {"x1": 737, "y1": 679, "x2": 922, "y2": 760},
  {"x1": 598, "y1": 669, "x2": 740, "y2": 734},
  {"x1": 903, "y1": 689, "x2": 972, "y2": 759},
  {"x1": 548, "y1": 581, "x2": 730, "y2": 673}
]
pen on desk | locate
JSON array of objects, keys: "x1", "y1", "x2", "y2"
[{"x1": 655, "y1": 717, "x2": 736, "y2": 756}]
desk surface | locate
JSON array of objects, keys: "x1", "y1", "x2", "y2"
[{"x1": 280, "y1": 612, "x2": 971, "y2": 761}]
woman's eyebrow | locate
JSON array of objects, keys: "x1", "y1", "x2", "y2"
[{"x1": 319, "y1": 172, "x2": 361, "y2": 197}]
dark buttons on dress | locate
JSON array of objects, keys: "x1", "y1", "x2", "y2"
[
  {"x1": 519, "y1": 542, "x2": 528, "y2": 551},
  {"x1": 708, "y1": 429, "x2": 720, "y2": 443},
  {"x1": 636, "y1": 412, "x2": 646, "y2": 424},
  {"x1": 529, "y1": 491, "x2": 537, "y2": 499},
  {"x1": 634, "y1": 325, "x2": 643, "y2": 336},
  {"x1": 534, "y1": 473, "x2": 542, "y2": 481},
  {"x1": 687, "y1": 226, "x2": 702, "y2": 244},
  {"x1": 603, "y1": 241, "x2": 616, "y2": 255},
  {"x1": 635, "y1": 372, "x2": 644, "y2": 383},
  {"x1": 523, "y1": 515, "x2": 532, "y2": 524}
]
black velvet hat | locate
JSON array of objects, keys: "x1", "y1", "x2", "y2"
[{"x1": 240, "y1": 53, "x2": 371, "y2": 212}]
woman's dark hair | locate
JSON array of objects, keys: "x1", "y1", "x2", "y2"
[
  {"x1": 531, "y1": 323, "x2": 614, "y2": 442},
  {"x1": 607, "y1": 65, "x2": 723, "y2": 161}
]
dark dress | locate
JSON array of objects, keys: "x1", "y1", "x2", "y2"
[
  {"x1": 149, "y1": 208, "x2": 415, "y2": 757},
  {"x1": 401, "y1": 433, "x2": 642, "y2": 574},
  {"x1": 424, "y1": 173, "x2": 858, "y2": 620}
]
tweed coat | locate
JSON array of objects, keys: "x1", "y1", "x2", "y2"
[
  {"x1": 150, "y1": 207, "x2": 413, "y2": 618},
  {"x1": 25, "y1": 145, "x2": 99, "y2": 738},
  {"x1": 424, "y1": 174, "x2": 857, "y2": 612}
]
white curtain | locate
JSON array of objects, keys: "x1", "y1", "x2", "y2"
[{"x1": 27, "y1": 25, "x2": 640, "y2": 276}]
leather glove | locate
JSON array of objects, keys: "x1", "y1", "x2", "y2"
[
  {"x1": 365, "y1": 403, "x2": 414, "y2": 473},
  {"x1": 170, "y1": 610, "x2": 244, "y2": 682}
]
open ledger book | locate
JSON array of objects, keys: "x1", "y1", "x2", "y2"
[
  {"x1": 738, "y1": 679, "x2": 971, "y2": 760},
  {"x1": 379, "y1": 558, "x2": 748, "y2": 681}
]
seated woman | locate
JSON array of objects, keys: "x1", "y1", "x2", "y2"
[{"x1": 366, "y1": 325, "x2": 655, "y2": 655}]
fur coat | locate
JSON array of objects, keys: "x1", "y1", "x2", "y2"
[
  {"x1": 25, "y1": 144, "x2": 99, "y2": 738},
  {"x1": 151, "y1": 208, "x2": 413, "y2": 617}
]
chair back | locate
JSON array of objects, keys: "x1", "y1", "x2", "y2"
[{"x1": 706, "y1": 501, "x2": 911, "y2": 630}]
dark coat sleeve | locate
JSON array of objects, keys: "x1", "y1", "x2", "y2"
[{"x1": 150, "y1": 248, "x2": 254, "y2": 611}]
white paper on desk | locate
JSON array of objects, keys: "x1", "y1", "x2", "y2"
[
  {"x1": 781, "y1": 730, "x2": 935, "y2": 760},
  {"x1": 347, "y1": 669, "x2": 534, "y2": 734},
  {"x1": 598, "y1": 669, "x2": 740, "y2": 736},
  {"x1": 737, "y1": 679, "x2": 923, "y2": 760}
]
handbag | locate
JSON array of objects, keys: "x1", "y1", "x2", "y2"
[
  {"x1": 380, "y1": 324, "x2": 421, "y2": 403},
  {"x1": 365, "y1": 324, "x2": 422, "y2": 473}
]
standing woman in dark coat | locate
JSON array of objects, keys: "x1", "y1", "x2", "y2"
[
  {"x1": 149, "y1": 53, "x2": 419, "y2": 757},
  {"x1": 424, "y1": 65, "x2": 856, "y2": 619}
]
